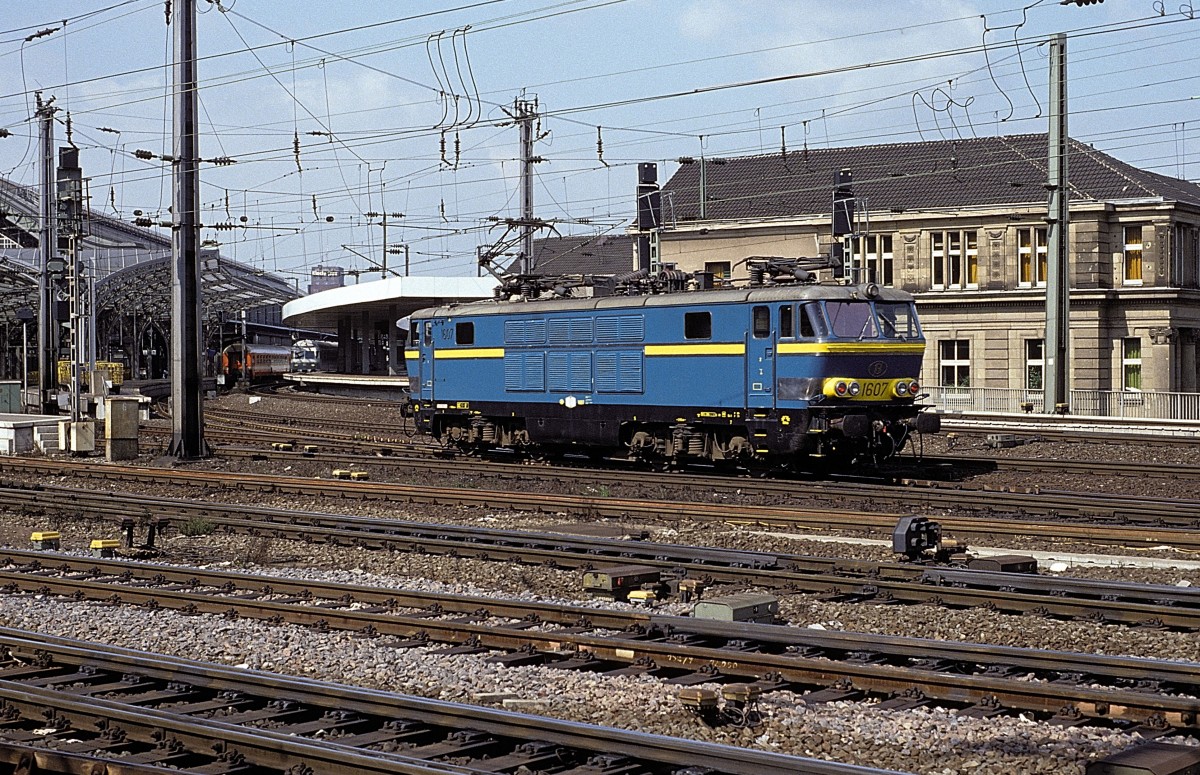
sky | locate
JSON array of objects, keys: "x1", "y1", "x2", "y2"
[{"x1": 0, "y1": 0, "x2": 1196, "y2": 290}]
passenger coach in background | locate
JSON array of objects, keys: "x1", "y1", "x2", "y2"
[
  {"x1": 218, "y1": 343, "x2": 293, "y2": 385},
  {"x1": 405, "y1": 258, "x2": 940, "y2": 470}
]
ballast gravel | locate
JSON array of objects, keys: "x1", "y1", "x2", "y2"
[
  {"x1": 7, "y1": 393, "x2": 1200, "y2": 773},
  {"x1": 0, "y1": 591, "x2": 1191, "y2": 775}
]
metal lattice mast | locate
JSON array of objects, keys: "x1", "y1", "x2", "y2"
[
  {"x1": 168, "y1": 0, "x2": 208, "y2": 458},
  {"x1": 516, "y1": 97, "x2": 536, "y2": 275},
  {"x1": 35, "y1": 94, "x2": 58, "y2": 414}
]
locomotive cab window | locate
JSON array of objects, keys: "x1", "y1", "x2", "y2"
[
  {"x1": 423, "y1": 322, "x2": 432, "y2": 346},
  {"x1": 455, "y1": 322, "x2": 474, "y2": 345},
  {"x1": 779, "y1": 305, "x2": 794, "y2": 338},
  {"x1": 874, "y1": 302, "x2": 919, "y2": 340},
  {"x1": 799, "y1": 303, "x2": 826, "y2": 338},
  {"x1": 684, "y1": 311, "x2": 711, "y2": 340},
  {"x1": 825, "y1": 301, "x2": 877, "y2": 339},
  {"x1": 752, "y1": 306, "x2": 770, "y2": 338}
]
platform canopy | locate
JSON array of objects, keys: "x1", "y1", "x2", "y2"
[
  {"x1": 0, "y1": 256, "x2": 38, "y2": 321},
  {"x1": 282, "y1": 275, "x2": 495, "y2": 329}
]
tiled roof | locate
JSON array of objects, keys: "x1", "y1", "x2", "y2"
[
  {"x1": 661, "y1": 134, "x2": 1200, "y2": 223},
  {"x1": 507, "y1": 233, "x2": 634, "y2": 276}
]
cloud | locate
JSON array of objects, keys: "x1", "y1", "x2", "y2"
[{"x1": 677, "y1": 0, "x2": 738, "y2": 41}]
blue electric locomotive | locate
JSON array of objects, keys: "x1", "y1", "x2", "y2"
[{"x1": 405, "y1": 280, "x2": 939, "y2": 467}]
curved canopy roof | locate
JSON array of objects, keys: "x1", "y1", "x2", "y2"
[
  {"x1": 0, "y1": 175, "x2": 298, "y2": 323},
  {"x1": 100, "y1": 250, "x2": 298, "y2": 321},
  {"x1": 283, "y1": 275, "x2": 494, "y2": 329}
]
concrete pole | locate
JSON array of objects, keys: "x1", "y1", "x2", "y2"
[
  {"x1": 1044, "y1": 33, "x2": 1071, "y2": 414},
  {"x1": 168, "y1": 0, "x2": 208, "y2": 457}
]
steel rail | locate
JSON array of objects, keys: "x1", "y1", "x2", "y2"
[
  {"x1": 196, "y1": 445, "x2": 1200, "y2": 528},
  {"x1": 0, "y1": 628, "x2": 902, "y2": 775},
  {"x1": 927, "y1": 453, "x2": 1200, "y2": 481},
  {"x1": 1, "y1": 553, "x2": 1197, "y2": 730},
  {"x1": 9, "y1": 484, "x2": 1200, "y2": 630},
  {"x1": 3, "y1": 457, "x2": 1198, "y2": 550},
  {"x1": 250, "y1": 385, "x2": 405, "y2": 407},
  {"x1": 940, "y1": 417, "x2": 1200, "y2": 446},
  {"x1": 206, "y1": 410, "x2": 413, "y2": 442},
  {"x1": 153, "y1": 415, "x2": 1200, "y2": 517}
]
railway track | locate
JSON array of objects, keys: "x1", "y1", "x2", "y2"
[
  {"x1": 927, "y1": 453, "x2": 1200, "y2": 481},
  {"x1": 2, "y1": 456, "x2": 1198, "y2": 548},
  {"x1": 8, "y1": 481, "x2": 1200, "y2": 630},
  {"x1": 165, "y1": 414, "x2": 1200, "y2": 486},
  {"x1": 1, "y1": 550, "x2": 1197, "y2": 733},
  {"x1": 0, "y1": 628, "x2": 867, "y2": 775},
  {"x1": 941, "y1": 414, "x2": 1200, "y2": 445},
  {"x1": 250, "y1": 384, "x2": 405, "y2": 408},
  {"x1": 132, "y1": 431, "x2": 1200, "y2": 529}
]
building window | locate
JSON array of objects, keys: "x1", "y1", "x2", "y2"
[
  {"x1": 1172, "y1": 223, "x2": 1200, "y2": 288},
  {"x1": 1018, "y1": 227, "x2": 1048, "y2": 287},
  {"x1": 1123, "y1": 337, "x2": 1142, "y2": 391},
  {"x1": 684, "y1": 311, "x2": 711, "y2": 340},
  {"x1": 857, "y1": 234, "x2": 894, "y2": 286},
  {"x1": 931, "y1": 233, "x2": 944, "y2": 288},
  {"x1": 930, "y1": 230, "x2": 978, "y2": 290},
  {"x1": 455, "y1": 322, "x2": 474, "y2": 346},
  {"x1": 704, "y1": 261, "x2": 731, "y2": 281},
  {"x1": 1123, "y1": 225, "x2": 1144, "y2": 284},
  {"x1": 939, "y1": 340, "x2": 971, "y2": 388},
  {"x1": 1025, "y1": 339, "x2": 1044, "y2": 390}
]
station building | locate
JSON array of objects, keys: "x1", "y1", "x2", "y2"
[{"x1": 651, "y1": 134, "x2": 1200, "y2": 403}]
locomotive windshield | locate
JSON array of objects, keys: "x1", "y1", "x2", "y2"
[
  {"x1": 874, "y1": 301, "x2": 921, "y2": 340},
  {"x1": 823, "y1": 300, "x2": 921, "y2": 341}
]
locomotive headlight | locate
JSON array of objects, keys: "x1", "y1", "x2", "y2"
[
  {"x1": 909, "y1": 380, "x2": 921, "y2": 395},
  {"x1": 848, "y1": 381, "x2": 861, "y2": 396},
  {"x1": 835, "y1": 381, "x2": 848, "y2": 396},
  {"x1": 895, "y1": 381, "x2": 910, "y2": 397}
]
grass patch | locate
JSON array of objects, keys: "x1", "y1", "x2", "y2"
[{"x1": 178, "y1": 517, "x2": 216, "y2": 537}]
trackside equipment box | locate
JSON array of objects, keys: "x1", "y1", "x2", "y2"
[
  {"x1": 1086, "y1": 741, "x2": 1200, "y2": 775},
  {"x1": 582, "y1": 565, "x2": 660, "y2": 600},
  {"x1": 692, "y1": 593, "x2": 779, "y2": 624}
]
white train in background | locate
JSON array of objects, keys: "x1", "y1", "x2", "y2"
[{"x1": 291, "y1": 339, "x2": 339, "y2": 373}]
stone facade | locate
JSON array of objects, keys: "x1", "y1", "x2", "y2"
[{"x1": 647, "y1": 136, "x2": 1200, "y2": 394}]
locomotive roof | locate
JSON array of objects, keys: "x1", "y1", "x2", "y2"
[{"x1": 412, "y1": 283, "x2": 913, "y2": 319}]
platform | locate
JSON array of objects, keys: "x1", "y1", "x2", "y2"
[
  {"x1": 0, "y1": 413, "x2": 62, "y2": 455},
  {"x1": 283, "y1": 372, "x2": 407, "y2": 401}
]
